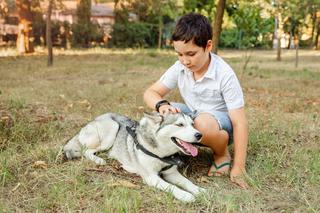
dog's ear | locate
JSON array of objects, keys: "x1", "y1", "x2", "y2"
[
  {"x1": 143, "y1": 112, "x2": 163, "y2": 123},
  {"x1": 186, "y1": 110, "x2": 198, "y2": 121}
]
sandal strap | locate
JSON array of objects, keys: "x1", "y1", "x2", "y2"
[{"x1": 213, "y1": 162, "x2": 231, "y2": 170}]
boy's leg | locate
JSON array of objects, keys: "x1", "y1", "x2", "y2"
[{"x1": 194, "y1": 113, "x2": 231, "y2": 176}]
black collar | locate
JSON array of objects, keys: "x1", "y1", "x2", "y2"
[{"x1": 126, "y1": 125, "x2": 184, "y2": 171}]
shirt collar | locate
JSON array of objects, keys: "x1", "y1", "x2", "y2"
[{"x1": 203, "y1": 52, "x2": 216, "y2": 80}]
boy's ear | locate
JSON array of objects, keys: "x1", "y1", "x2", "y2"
[
  {"x1": 143, "y1": 112, "x2": 163, "y2": 124},
  {"x1": 206, "y1": 40, "x2": 213, "y2": 51}
]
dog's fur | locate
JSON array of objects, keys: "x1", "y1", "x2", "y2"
[{"x1": 63, "y1": 112, "x2": 205, "y2": 202}]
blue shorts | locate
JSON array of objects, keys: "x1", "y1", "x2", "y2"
[{"x1": 171, "y1": 103, "x2": 233, "y2": 145}]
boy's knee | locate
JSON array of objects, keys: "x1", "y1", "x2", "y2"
[
  {"x1": 194, "y1": 113, "x2": 220, "y2": 133},
  {"x1": 194, "y1": 113, "x2": 229, "y2": 146}
]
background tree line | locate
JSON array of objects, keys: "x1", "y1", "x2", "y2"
[{"x1": 0, "y1": 0, "x2": 319, "y2": 52}]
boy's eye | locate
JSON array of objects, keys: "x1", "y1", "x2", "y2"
[
  {"x1": 175, "y1": 123, "x2": 184, "y2": 127},
  {"x1": 188, "y1": 53, "x2": 196, "y2": 56}
]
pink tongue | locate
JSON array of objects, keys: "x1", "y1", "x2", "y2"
[{"x1": 180, "y1": 140, "x2": 198, "y2": 157}]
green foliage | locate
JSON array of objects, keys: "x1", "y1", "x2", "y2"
[
  {"x1": 72, "y1": 22, "x2": 103, "y2": 48},
  {"x1": 110, "y1": 0, "x2": 178, "y2": 48},
  {"x1": 221, "y1": 2, "x2": 274, "y2": 49},
  {"x1": 110, "y1": 22, "x2": 157, "y2": 48},
  {"x1": 32, "y1": 11, "x2": 46, "y2": 45},
  {"x1": 183, "y1": 0, "x2": 215, "y2": 20},
  {"x1": 72, "y1": 0, "x2": 103, "y2": 47},
  {"x1": 281, "y1": 0, "x2": 320, "y2": 47},
  {"x1": 2, "y1": 0, "x2": 319, "y2": 49}
]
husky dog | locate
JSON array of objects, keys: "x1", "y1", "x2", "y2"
[{"x1": 64, "y1": 112, "x2": 205, "y2": 202}]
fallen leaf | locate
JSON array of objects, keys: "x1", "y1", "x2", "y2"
[
  {"x1": 33, "y1": 161, "x2": 48, "y2": 170},
  {"x1": 78, "y1": 100, "x2": 92, "y2": 111},
  {"x1": 107, "y1": 180, "x2": 139, "y2": 188},
  {"x1": 59, "y1": 94, "x2": 66, "y2": 100}
]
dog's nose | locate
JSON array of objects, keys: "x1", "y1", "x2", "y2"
[{"x1": 195, "y1": 132, "x2": 202, "y2": 141}]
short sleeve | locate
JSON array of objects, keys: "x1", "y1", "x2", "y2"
[
  {"x1": 221, "y1": 74, "x2": 244, "y2": 110},
  {"x1": 159, "y1": 61, "x2": 180, "y2": 90}
]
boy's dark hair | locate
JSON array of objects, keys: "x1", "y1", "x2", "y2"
[{"x1": 172, "y1": 13, "x2": 212, "y2": 49}]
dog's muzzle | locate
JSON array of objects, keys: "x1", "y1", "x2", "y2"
[{"x1": 171, "y1": 137, "x2": 199, "y2": 157}]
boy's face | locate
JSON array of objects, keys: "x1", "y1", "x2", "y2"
[{"x1": 173, "y1": 39, "x2": 212, "y2": 74}]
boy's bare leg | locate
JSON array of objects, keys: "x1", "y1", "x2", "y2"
[{"x1": 194, "y1": 113, "x2": 231, "y2": 176}]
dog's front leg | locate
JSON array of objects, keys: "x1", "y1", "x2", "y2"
[
  {"x1": 162, "y1": 167, "x2": 206, "y2": 196},
  {"x1": 144, "y1": 174, "x2": 195, "y2": 202},
  {"x1": 83, "y1": 149, "x2": 106, "y2": 165}
]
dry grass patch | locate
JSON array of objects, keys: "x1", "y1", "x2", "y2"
[{"x1": 0, "y1": 48, "x2": 319, "y2": 212}]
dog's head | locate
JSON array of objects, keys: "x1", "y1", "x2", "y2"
[{"x1": 139, "y1": 112, "x2": 202, "y2": 157}]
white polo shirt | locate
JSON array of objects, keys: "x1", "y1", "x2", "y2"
[{"x1": 159, "y1": 52, "x2": 244, "y2": 113}]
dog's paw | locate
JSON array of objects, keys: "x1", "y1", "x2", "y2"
[
  {"x1": 177, "y1": 192, "x2": 195, "y2": 203},
  {"x1": 65, "y1": 151, "x2": 74, "y2": 160},
  {"x1": 198, "y1": 187, "x2": 207, "y2": 194},
  {"x1": 95, "y1": 158, "x2": 106, "y2": 165},
  {"x1": 188, "y1": 186, "x2": 207, "y2": 196}
]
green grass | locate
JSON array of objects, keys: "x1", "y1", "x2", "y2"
[{"x1": 0, "y1": 48, "x2": 319, "y2": 212}]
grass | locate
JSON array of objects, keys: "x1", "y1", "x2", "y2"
[{"x1": 0, "y1": 48, "x2": 319, "y2": 212}]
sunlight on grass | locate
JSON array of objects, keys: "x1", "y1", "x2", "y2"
[
  {"x1": 0, "y1": 46, "x2": 177, "y2": 57},
  {"x1": 0, "y1": 49, "x2": 319, "y2": 212}
]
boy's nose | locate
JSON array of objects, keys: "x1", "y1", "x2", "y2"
[{"x1": 182, "y1": 58, "x2": 190, "y2": 66}]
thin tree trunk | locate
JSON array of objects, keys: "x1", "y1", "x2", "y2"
[
  {"x1": 316, "y1": 23, "x2": 320, "y2": 50},
  {"x1": 287, "y1": 31, "x2": 292, "y2": 49},
  {"x1": 310, "y1": 9, "x2": 316, "y2": 48},
  {"x1": 46, "y1": 0, "x2": 53, "y2": 66},
  {"x1": 315, "y1": 12, "x2": 320, "y2": 50},
  {"x1": 276, "y1": 7, "x2": 282, "y2": 61},
  {"x1": 212, "y1": 0, "x2": 226, "y2": 54},
  {"x1": 158, "y1": 15, "x2": 162, "y2": 49},
  {"x1": 294, "y1": 35, "x2": 299, "y2": 68}
]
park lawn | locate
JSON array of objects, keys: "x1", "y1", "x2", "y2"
[{"x1": 0, "y1": 48, "x2": 319, "y2": 212}]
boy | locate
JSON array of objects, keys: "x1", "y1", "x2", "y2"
[{"x1": 143, "y1": 13, "x2": 248, "y2": 188}]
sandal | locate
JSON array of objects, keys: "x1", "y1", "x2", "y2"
[{"x1": 208, "y1": 161, "x2": 231, "y2": 177}]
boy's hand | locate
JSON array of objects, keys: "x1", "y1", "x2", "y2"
[
  {"x1": 158, "y1": 105, "x2": 181, "y2": 115},
  {"x1": 230, "y1": 166, "x2": 249, "y2": 189}
]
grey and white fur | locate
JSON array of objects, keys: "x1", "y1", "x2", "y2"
[{"x1": 64, "y1": 112, "x2": 206, "y2": 202}]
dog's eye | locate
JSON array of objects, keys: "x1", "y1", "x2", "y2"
[{"x1": 176, "y1": 123, "x2": 184, "y2": 127}]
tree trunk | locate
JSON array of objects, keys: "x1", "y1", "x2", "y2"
[
  {"x1": 316, "y1": 23, "x2": 320, "y2": 50},
  {"x1": 315, "y1": 12, "x2": 320, "y2": 50},
  {"x1": 15, "y1": 0, "x2": 34, "y2": 54},
  {"x1": 287, "y1": 31, "x2": 292, "y2": 49},
  {"x1": 158, "y1": 15, "x2": 162, "y2": 49},
  {"x1": 276, "y1": 8, "x2": 282, "y2": 61},
  {"x1": 310, "y1": 9, "x2": 316, "y2": 48},
  {"x1": 212, "y1": 0, "x2": 226, "y2": 54},
  {"x1": 294, "y1": 35, "x2": 299, "y2": 68},
  {"x1": 46, "y1": 0, "x2": 53, "y2": 66}
]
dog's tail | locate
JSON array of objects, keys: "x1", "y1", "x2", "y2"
[{"x1": 63, "y1": 135, "x2": 82, "y2": 159}]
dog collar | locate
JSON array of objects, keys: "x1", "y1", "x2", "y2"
[{"x1": 126, "y1": 125, "x2": 184, "y2": 171}]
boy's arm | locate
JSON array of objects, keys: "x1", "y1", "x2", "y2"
[
  {"x1": 144, "y1": 81, "x2": 180, "y2": 113},
  {"x1": 144, "y1": 81, "x2": 171, "y2": 110},
  {"x1": 228, "y1": 107, "x2": 249, "y2": 188}
]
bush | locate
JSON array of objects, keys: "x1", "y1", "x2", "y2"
[
  {"x1": 71, "y1": 22, "x2": 104, "y2": 48},
  {"x1": 110, "y1": 22, "x2": 157, "y2": 48}
]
